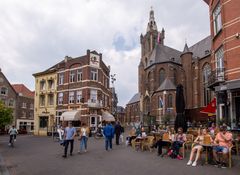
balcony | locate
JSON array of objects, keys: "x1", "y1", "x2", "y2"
[
  {"x1": 87, "y1": 99, "x2": 103, "y2": 108},
  {"x1": 207, "y1": 68, "x2": 225, "y2": 88}
]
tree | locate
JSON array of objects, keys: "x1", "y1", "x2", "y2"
[{"x1": 0, "y1": 101, "x2": 13, "y2": 128}]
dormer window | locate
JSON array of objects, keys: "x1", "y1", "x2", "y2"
[
  {"x1": 171, "y1": 57, "x2": 175, "y2": 61},
  {"x1": 205, "y1": 50, "x2": 210, "y2": 55}
]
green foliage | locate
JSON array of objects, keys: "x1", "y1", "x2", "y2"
[{"x1": 0, "y1": 101, "x2": 13, "y2": 128}]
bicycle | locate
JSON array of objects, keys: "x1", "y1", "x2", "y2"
[{"x1": 9, "y1": 135, "x2": 15, "y2": 148}]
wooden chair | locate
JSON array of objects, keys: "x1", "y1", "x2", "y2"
[
  {"x1": 182, "y1": 134, "x2": 194, "y2": 158},
  {"x1": 131, "y1": 138, "x2": 141, "y2": 151},
  {"x1": 142, "y1": 136, "x2": 155, "y2": 151},
  {"x1": 217, "y1": 146, "x2": 233, "y2": 168}
]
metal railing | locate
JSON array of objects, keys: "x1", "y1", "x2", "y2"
[{"x1": 207, "y1": 68, "x2": 225, "y2": 87}]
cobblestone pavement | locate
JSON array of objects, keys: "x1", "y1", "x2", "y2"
[{"x1": 0, "y1": 135, "x2": 239, "y2": 175}]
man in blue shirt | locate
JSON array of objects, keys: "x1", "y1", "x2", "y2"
[
  {"x1": 103, "y1": 122, "x2": 115, "y2": 151},
  {"x1": 62, "y1": 122, "x2": 76, "y2": 158}
]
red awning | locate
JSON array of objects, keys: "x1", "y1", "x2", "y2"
[{"x1": 200, "y1": 98, "x2": 216, "y2": 115}]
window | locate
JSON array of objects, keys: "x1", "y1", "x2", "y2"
[
  {"x1": 39, "y1": 116, "x2": 48, "y2": 128},
  {"x1": 76, "y1": 90, "x2": 82, "y2": 103},
  {"x1": 30, "y1": 103, "x2": 34, "y2": 109},
  {"x1": 77, "y1": 69, "x2": 83, "y2": 82},
  {"x1": 59, "y1": 73, "x2": 64, "y2": 85},
  {"x1": 8, "y1": 99, "x2": 14, "y2": 107},
  {"x1": 39, "y1": 95, "x2": 45, "y2": 107},
  {"x1": 29, "y1": 112, "x2": 33, "y2": 118},
  {"x1": 22, "y1": 111, "x2": 26, "y2": 118},
  {"x1": 69, "y1": 91, "x2": 75, "y2": 104},
  {"x1": 213, "y1": 3, "x2": 222, "y2": 35},
  {"x1": 159, "y1": 69, "x2": 165, "y2": 86},
  {"x1": 158, "y1": 96, "x2": 163, "y2": 108},
  {"x1": 40, "y1": 80, "x2": 46, "y2": 90},
  {"x1": 173, "y1": 69, "x2": 177, "y2": 85},
  {"x1": 58, "y1": 93, "x2": 63, "y2": 105},
  {"x1": 1, "y1": 87, "x2": 8, "y2": 95},
  {"x1": 48, "y1": 80, "x2": 54, "y2": 90},
  {"x1": 48, "y1": 94, "x2": 54, "y2": 106},
  {"x1": 215, "y1": 47, "x2": 224, "y2": 69},
  {"x1": 22, "y1": 102, "x2": 27, "y2": 108},
  {"x1": 167, "y1": 94, "x2": 173, "y2": 108},
  {"x1": 203, "y1": 64, "x2": 211, "y2": 106},
  {"x1": 91, "y1": 68, "x2": 98, "y2": 81},
  {"x1": 90, "y1": 89, "x2": 97, "y2": 103},
  {"x1": 70, "y1": 70, "x2": 75, "y2": 83}
]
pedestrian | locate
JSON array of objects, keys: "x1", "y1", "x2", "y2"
[
  {"x1": 78, "y1": 123, "x2": 90, "y2": 153},
  {"x1": 103, "y1": 122, "x2": 114, "y2": 151},
  {"x1": 62, "y1": 122, "x2": 76, "y2": 158},
  {"x1": 114, "y1": 121, "x2": 122, "y2": 145},
  {"x1": 8, "y1": 125, "x2": 18, "y2": 146}
]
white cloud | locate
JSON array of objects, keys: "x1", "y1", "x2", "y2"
[{"x1": 0, "y1": 0, "x2": 210, "y2": 106}]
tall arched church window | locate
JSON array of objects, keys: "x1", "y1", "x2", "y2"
[
  {"x1": 167, "y1": 94, "x2": 173, "y2": 108},
  {"x1": 159, "y1": 69, "x2": 165, "y2": 86},
  {"x1": 203, "y1": 63, "x2": 211, "y2": 106}
]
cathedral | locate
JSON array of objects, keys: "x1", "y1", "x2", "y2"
[{"x1": 126, "y1": 8, "x2": 214, "y2": 125}]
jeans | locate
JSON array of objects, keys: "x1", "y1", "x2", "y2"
[
  {"x1": 171, "y1": 141, "x2": 183, "y2": 155},
  {"x1": 80, "y1": 136, "x2": 88, "y2": 151},
  {"x1": 105, "y1": 136, "x2": 112, "y2": 150},
  {"x1": 154, "y1": 140, "x2": 171, "y2": 155},
  {"x1": 64, "y1": 139, "x2": 74, "y2": 156},
  {"x1": 9, "y1": 134, "x2": 16, "y2": 143},
  {"x1": 116, "y1": 133, "x2": 120, "y2": 145}
]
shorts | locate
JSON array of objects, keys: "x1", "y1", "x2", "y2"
[{"x1": 213, "y1": 146, "x2": 229, "y2": 154}]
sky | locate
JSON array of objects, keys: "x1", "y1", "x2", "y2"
[{"x1": 0, "y1": 0, "x2": 210, "y2": 107}]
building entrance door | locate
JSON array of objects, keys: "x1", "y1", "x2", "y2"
[{"x1": 235, "y1": 97, "x2": 240, "y2": 128}]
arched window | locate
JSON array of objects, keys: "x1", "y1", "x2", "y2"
[
  {"x1": 167, "y1": 94, "x2": 173, "y2": 108},
  {"x1": 159, "y1": 69, "x2": 165, "y2": 86},
  {"x1": 173, "y1": 68, "x2": 177, "y2": 85},
  {"x1": 203, "y1": 63, "x2": 211, "y2": 106}
]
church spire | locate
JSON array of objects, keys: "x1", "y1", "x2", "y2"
[{"x1": 147, "y1": 7, "x2": 158, "y2": 32}]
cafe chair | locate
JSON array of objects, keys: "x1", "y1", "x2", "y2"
[
  {"x1": 217, "y1": 146, "x2": 233, "y2": 168},
  {"x1": 182, "y1": 134, "x2": 194, "y2": 158},
  {"x1": 131, "y1": 138, "x2": 141, "y2": 151},
  {"x1": 141, "y1": 136, "x2": 155, "y2": 151}
]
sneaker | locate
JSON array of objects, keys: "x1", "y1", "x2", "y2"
[
  {"x1": 192, "y1": 161, "x2": 197, "y2": 167},
  {"x1": 14, "y1": 139, "x2": 16, "y2": 142},
  {"x1": 177, "y1": 155, "x2": 183, "y2": 160},
  {"x1": 84, "y1": 150, "x2": 87, "y2": 153},
  {"x1": 8, "y1": 143, "x2": 11, "y2": 146},
  {"x1": 221, "y1": 163, "x2": 227, "y2": 169},
  {"x1": 62, "y1": 155, "x2": 67, "y2": 158},
  {"x1": 70, "y1": 153, "x2": 73, "y2": 156},
  {"x1": 187, "y1": 160, "x2": 192, "y2": 166}
]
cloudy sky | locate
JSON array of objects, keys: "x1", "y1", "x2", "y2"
[{"x1": 0, "y1": 0, "x2": 210, "y2": 106}]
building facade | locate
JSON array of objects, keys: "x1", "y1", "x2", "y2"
[
  {"x1": 33, "y1": 70, "x2": 57, "y2": 136},
  {"x1": 33, "y1": 50, "x2": 112, "y2": 135},
  {"x1": 56, "y1": 50, "x2": 111, "y2": 131},
  {"x1": 125, "y1": 93, "x2": 140, "y2": 124},
  {"x1": 0, "y1": 69, "x2": 17, "y2": 127},
  {"x1": 204, "y1": 0, "x2": 240, "y2": 127},
  {"x1": 116, "y1": 106, "x2": 125, "y2": 124},
  {"x1": 12, "y1": 84, "x2": 34, "y2": 132},
  {"x1": 126, "y1": 9, "x2": 214, "y2": 125}
]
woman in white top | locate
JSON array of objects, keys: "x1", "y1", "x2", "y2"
[
  {"x1": 78, "y1": 123, "x2": 90, "y2": 153},
  {"x1": 187, "y1": 128, "x2": 213, "y2": 167}
]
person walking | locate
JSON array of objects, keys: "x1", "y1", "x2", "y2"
[
  {"x1": 114, "y1": 122, "x2": 122, "y2": 145},
  {"x1": 62, "y1": 122, "x2": 76, "y2": 158},
  {"x1": 103, "y1": 122, "x2": 114, "y2": 151},
  {"x1": 78, "y1": 123, "x2": 90, "y2": 153}
]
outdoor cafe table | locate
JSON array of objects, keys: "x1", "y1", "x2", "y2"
[{"x1": 201, "y1": 144, "x2": 216, "y2": 164}]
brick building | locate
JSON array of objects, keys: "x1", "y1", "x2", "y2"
[
  {"x1": 204, "y1": 0, "x2": 240, "y2": 127},
  {"x1": 56, "y1": 50, "x2": 112, "y2": 131},
  {"x1": 126, "y1": 93, "x2": 140, "y2": 124},
  {"x1": 12, "y1": 84, "x2": 34, "y2": 132},
  {"x1": 0, "y1": 69, "x2": 17, "y2": 127},
  {"x1": 126, "y1": 8, "x2": 214, "y2": 125}
]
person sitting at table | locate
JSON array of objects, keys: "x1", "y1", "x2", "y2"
[
  {"x1": 187, "y1": 128, "x2": 213, "y2": 167},
  {"x1": 209, "y1": 123, "x2": 216, "y2": 138},
  {"x1": 126, "y1": 127, "x2": 136, "y2": 146},
  {"x1": 138, "y1": 127, "x2": 147, "y2": 138},
  {"x1": 213, "y1": 125, "x2": 233, "y2": 168},
  {"x1": 152, "y1": 127, "x2": 175, "y2": 156},
  {"x1": 168, "y1": 127, "x2": 186, "y2": 160}
]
